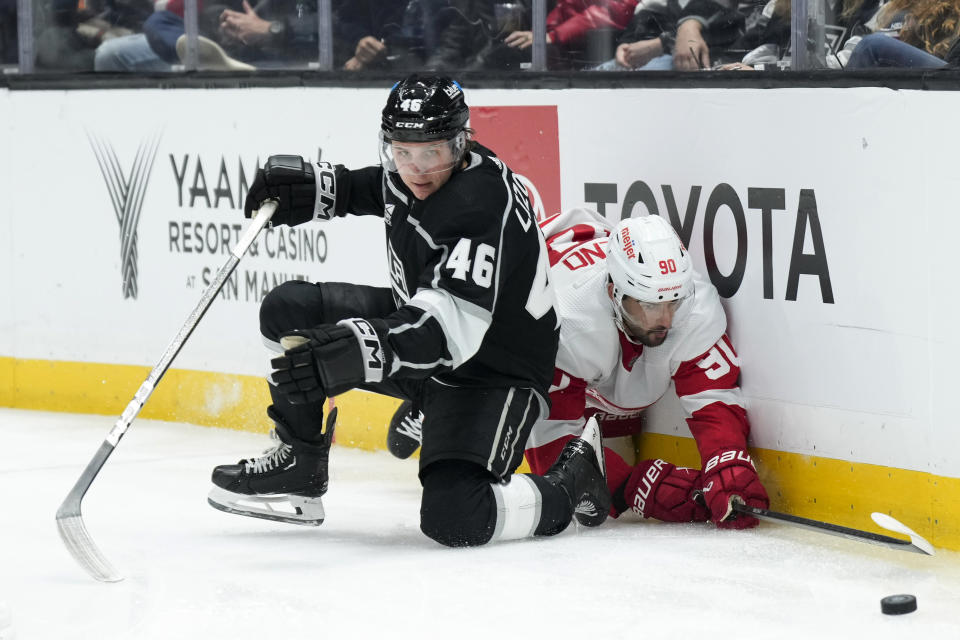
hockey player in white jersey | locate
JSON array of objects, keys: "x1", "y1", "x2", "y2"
[
  {"x1": 529, "y1": 207, "x2": 768, "y2": 528},
  {"x1": 389, "y1": 206, "x2": 769, "y2": 528}
]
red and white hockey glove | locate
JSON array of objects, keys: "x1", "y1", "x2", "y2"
[
  {"x1": 619, "y1": 459, "x2": 710, "y2": 522},
  {"x1": 699, "y1": 449, "x2": 769, "y2": 529}
]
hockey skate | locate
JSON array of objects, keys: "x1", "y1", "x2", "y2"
[
  {"x1": 207, "y1": 407, "x2": 336, "y2": 526},
  {"x1": 544, "y1": 416, "x2": 611, "y2": 527},
  {"x1": 386, "y1": 400, "x2": 423, "y2": 459}
]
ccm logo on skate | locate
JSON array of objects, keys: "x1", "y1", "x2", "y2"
[
  {"x1": 703, "y1": 450, "x2": 754, "y2": 473},
  {"x1": 631, "y1": 458, "x2": 666, "y2": 516}
]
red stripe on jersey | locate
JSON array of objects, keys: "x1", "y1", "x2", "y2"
[
  {"x1": 539, "y1": 211, "x2": 563, "y2": 228},
  {"x1": 618, "y1": 330, "x2": 644, "y2": 371},
  {"x1": 525, "y1": 435, "x2": 569, "y2": 475},
  {"x1": 671, "y1": 334, "x2": 750, "y2": 468},
  {"x1": 545, "y1": 224, "x2": 609, "y2": 267},
  {"x1": 548, "y1": 368, "x2": 588, "y2": 420},
  {"x1": 545, "y1": 223, "x2": 603, "y2": 248},
  {"x1": 673, "y1": 334, "x2": 741, "y2": 398}
]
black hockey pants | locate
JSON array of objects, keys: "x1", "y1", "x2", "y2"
[{"x1": 258, "y1": 280, "x2": 516, "y2": 547}]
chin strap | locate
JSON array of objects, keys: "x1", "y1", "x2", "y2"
[{"x1": 610, "y1": 286, "x2": 644, "y2": 346}]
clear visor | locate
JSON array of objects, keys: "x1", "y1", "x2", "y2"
[
  {"x1": 621, "y1": 297, "x2": 687, "y2": 323},
  {"x1": 614, "y1": 289, "x2": 695, "y2": 343},
  {"x1": 379, "y1": 131, "x2": 466, "y2": 176}
]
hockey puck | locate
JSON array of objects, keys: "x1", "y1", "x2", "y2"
[{"x1": 881, "y1": 594, "x2": 917, "y2": 615}]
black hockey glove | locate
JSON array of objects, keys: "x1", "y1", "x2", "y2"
[
  {"x1": 270, "y1": 318, "x2": 393, "y2": 404},
  {"x1": 245, "y1": 155, "x2": 319, "y2": 227}
]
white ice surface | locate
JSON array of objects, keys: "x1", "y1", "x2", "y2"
[{"x1": 2, "y1": 408, "x2": 959, "y2": 639}]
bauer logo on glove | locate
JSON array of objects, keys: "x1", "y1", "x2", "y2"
[{"x1": 699, "y1": 448, "x2": 769, "y2": 529}]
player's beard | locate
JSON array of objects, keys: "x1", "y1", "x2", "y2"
[{"x1": 624, "y1": 319, "x2": 669, "y2": 347}]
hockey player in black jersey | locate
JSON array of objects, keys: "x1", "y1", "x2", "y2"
[{"x1": 207, "y1": 74, "x2": 610, "y2": 546}]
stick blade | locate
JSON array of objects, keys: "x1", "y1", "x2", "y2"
[
  {"x1": 55, "y1": 512, "x2": 124, "y2": 582},
  {"x1": 871, "y1": 512, "x2": 935, "y2": 556}
]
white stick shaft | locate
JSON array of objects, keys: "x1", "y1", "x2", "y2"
[
  {"x1": 108, "y1": 201, "x2": 276, "y2": 446},
  {"x1": 56, "y1": 201, "x2": 277, "y2": 582}
]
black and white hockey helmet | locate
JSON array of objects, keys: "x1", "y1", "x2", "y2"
[
  {"x1": 379, "y1": 75, "x2": 470, "y2": 175},
  {"x1": 381, "y1": 74, "x2": 469, "y2": 142}
]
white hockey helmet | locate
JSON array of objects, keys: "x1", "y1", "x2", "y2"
[{"x1": 607, "y1": 214, "x2": 693, "y2": 311}]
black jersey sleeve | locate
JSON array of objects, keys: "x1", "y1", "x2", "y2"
[
  {"x1": 328, "y1": 164, "x2": 386, "y2": 218},
  {"x1": 368, "y1": 188, "x2": 503, "y2": 379},
  {"x1": 377, "y1": 155, "x2": 555, "y2": 384},
  {"x1": 327, "y1": 149, "x2": 557, "y2": 392}
]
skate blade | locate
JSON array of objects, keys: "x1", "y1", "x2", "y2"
[
  {"x1": 575, "y1": 417, "x2": 610, "y2": 528},
  {"x1": 207, "y1": 487, "x2": 325, "y2": 526},
  {"x1": 582, "y1": 416, "x2": 607, "y2": 477}
]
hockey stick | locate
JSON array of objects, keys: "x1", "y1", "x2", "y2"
[
  {"x1": 56, "y1": 201, "x2": 278, "y2": 582},
  {"x1": 732, "y1": 501, "x2": 935, "y2": 556}
]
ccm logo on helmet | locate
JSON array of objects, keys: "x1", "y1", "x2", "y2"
[
  {"x1": 704, "y1": 450, "x2": 755, "y2": 473},
  {"x1": 396, "y1": 121, "x2": 425, "y2": 129}
]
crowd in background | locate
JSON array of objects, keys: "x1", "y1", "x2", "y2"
[{"x1": 2, "y1": 0, "x2": 960, "y2": 71}]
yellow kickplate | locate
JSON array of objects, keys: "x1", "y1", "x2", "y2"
[{"x1": 3, "y1": 356, "x2": 954, "y2": 549}]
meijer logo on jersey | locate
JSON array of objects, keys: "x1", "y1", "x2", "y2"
[{"x1": 88, "y1": 131, "x2": 163, "y2": 300}]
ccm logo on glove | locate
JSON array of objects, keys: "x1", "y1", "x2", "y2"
[
  {"x1": 314, "y1": 161, "x2": 336, "y2": 221},
  {"x1": 338, "y1": 318, "x2": 386, "y2": 383},
  {"x1": 704, "y1": 449, "x2": 755, "y2": 473}
]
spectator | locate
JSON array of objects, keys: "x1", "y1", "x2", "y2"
[
  {"x1": 491, "y1": 0, "x2": 638, "y2": 69},
  {"x1": 94, "y1": 0, "x2": 188, "y2": 71},
  {"x1": 464, "y1": 1, "x2": 535, "y2": 71},
  {"x1": 340, "y1": 0, "x2": 492, "y2": 72},
  {"x1": 96, "y1": 0, "x2": 318, "y2": 71},
  {"x1": 846, "y1": 32, "x2": 950, "y2": 67},
  {"x1": 334, "y1": 0, "x2": 406, "y2": 70},
  {"x1": 717, "y1": 0, "x2": 883, "y2": 70},
  {"x1": 1, "y1": 0, "x2": 17, "y2": 65},
  {"x1": 214, "y1": 0, "x2": 318, "y2": 66},
  {"x1": 593, "y1": 0, "x2": 745, "y2": 70},
  {"x1": 36, "y1": 0, "x2": 152, "y2": 71},
  {"x1": 846, "y1": 0, "x2": 960, "y2": 68},
  {"x1": 548, "y1": 0, "x2": 639, "y2": 67}
]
